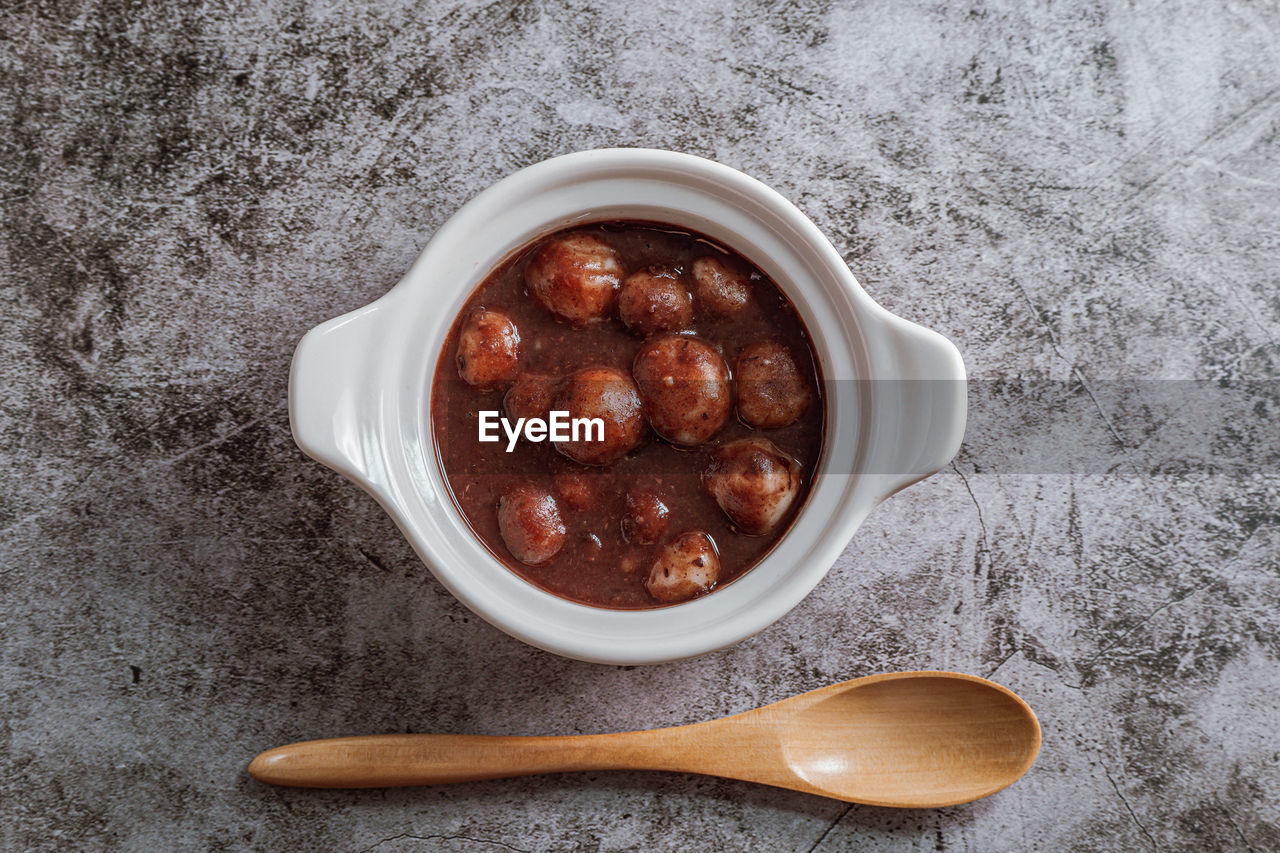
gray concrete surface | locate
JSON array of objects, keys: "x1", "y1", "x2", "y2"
[{"x1": 3, "y1": 0, "x2": 1279, "y2": 849}]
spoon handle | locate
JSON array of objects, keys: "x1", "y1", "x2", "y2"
[{"x1": 248, "y1": 731, "x2": 687, "y2": 788}]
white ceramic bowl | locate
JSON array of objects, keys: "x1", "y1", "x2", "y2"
[{"x1": 290, "y1": 149, "x2": 966, "y2": 665}]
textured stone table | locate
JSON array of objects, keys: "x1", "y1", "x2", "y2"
[{"x1": 3, "y1": 1, "x2": 1278, "y2": 850}]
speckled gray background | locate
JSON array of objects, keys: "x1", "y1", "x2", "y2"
[{"x1": 3, "y1": 0, "x2": 1279, "y2": 850}]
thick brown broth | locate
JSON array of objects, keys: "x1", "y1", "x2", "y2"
[{"x1": 431, "y1": 221, "x2": 825, "y2": 608}]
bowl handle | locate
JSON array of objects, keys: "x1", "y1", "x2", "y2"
[
  {"x1": 867, "y1": 312, "x2": 967, "y2": 501},
  {"x1": 289, "y1": 301, "x2": 392, "y2": 494}
]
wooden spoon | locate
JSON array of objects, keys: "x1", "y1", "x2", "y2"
[{"x1": 248, "y1": 670, "x2": 1040, "y2": 808}]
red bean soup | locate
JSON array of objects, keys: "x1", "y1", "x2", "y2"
[{"x1": 431, "y1": 222, "x2": 825, "y2": 609}]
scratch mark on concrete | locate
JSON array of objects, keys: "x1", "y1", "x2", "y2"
[
  {"x1": 805, "y1": 803, "x2": 854, "y2": 853},
  {"x1": 356, "y1": 832, "x2": 532, "y2": 853},
  {"x1": 1105, "y1": 767, "x2": 1158, "y2": 852},
  {"x1": 1014, "y1": 280, "x2": 1135, "y2": 469}
]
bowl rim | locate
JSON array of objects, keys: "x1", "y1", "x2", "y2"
[{"x1": 289, "y1": 148, "x2": 966, "y2": 664}]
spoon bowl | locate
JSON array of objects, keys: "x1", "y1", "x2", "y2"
[
  {"x1": 777, "y1": 672, "x2": 1041, "y2": 807},
  {"x1": 249, "y1": 670, "x2": 1040, "y2": 808}
]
